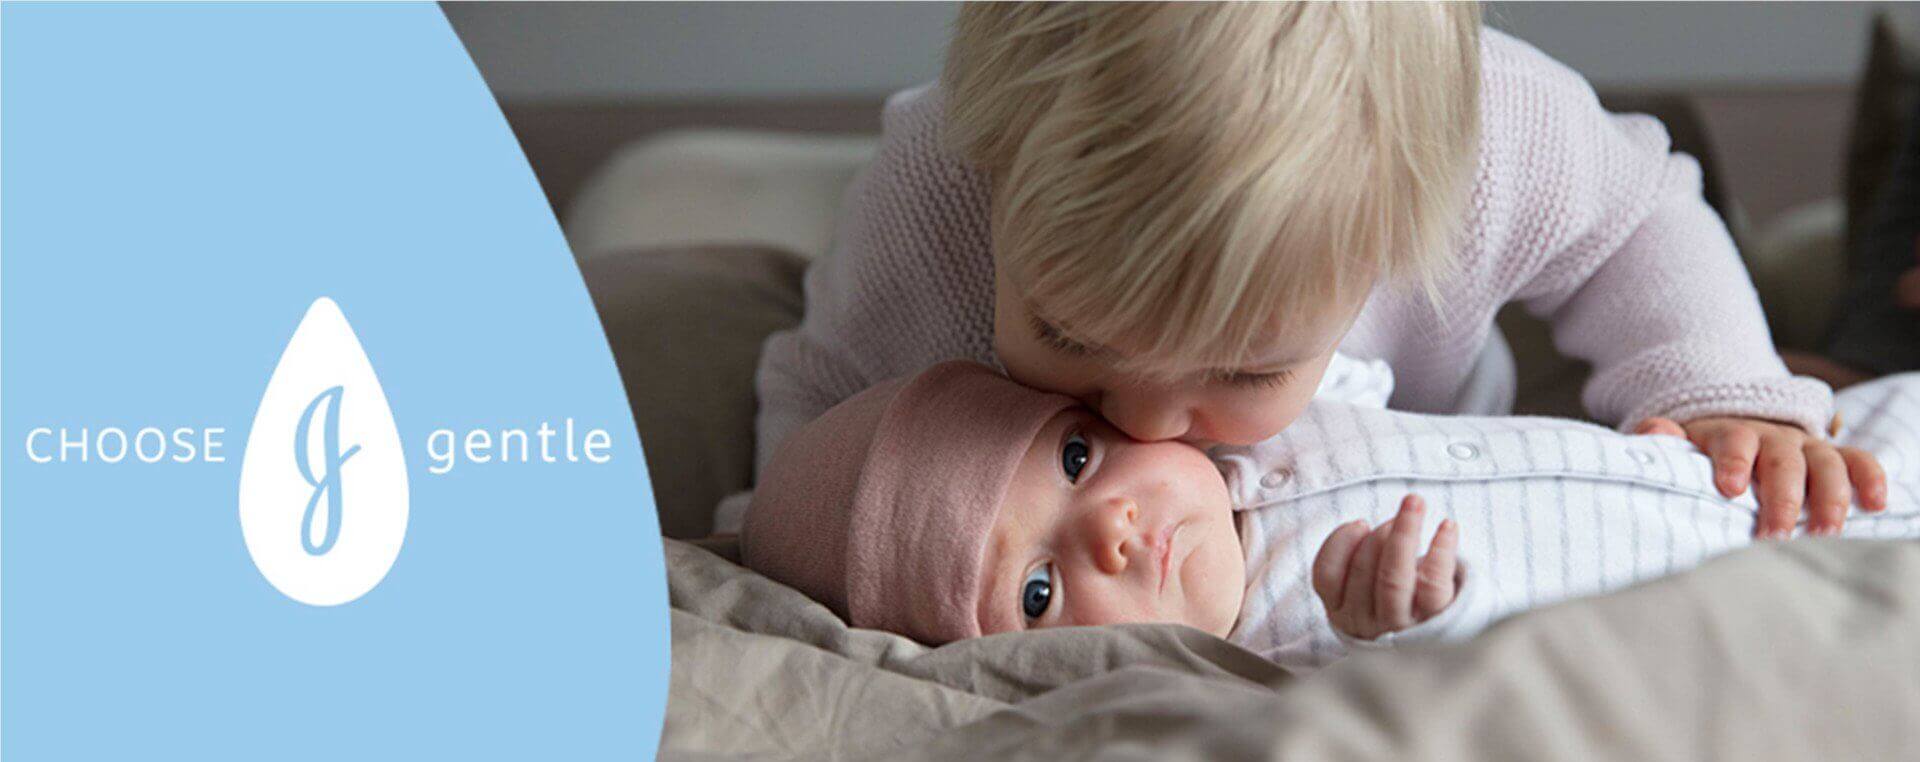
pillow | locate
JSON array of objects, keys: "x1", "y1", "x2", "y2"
[
  {"x1": 565, "y1": 130, "x2": 878, "y2": 262},
  {"x1": 579, "y1": 244, "x2": 807, "y2": 538},
  {"x1": 1845, "y1": 12, "x2": 1919, "y2": 252}
]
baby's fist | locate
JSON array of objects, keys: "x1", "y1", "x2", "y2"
[{"x1": 1313, "y1": 494, "x2": 1459, "y2": 641}]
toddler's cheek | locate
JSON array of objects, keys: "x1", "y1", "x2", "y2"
[{"x1": 1208, "y1": 397, "x2": 1308, "y2": 446}]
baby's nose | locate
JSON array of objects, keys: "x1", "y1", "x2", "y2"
[{"x1": 1083, "y1": 497, "x2": 1139, "y2": 575}]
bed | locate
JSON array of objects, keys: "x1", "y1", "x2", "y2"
[{"x1": 660, "y1": 534, "x2": 1920, "y2": 759}]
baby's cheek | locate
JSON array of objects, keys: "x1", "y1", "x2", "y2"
[
  {"x1": 1186, "y1": 534, "x2": 1248, "y2": 634},
  {"x1": 1065, "y1": 580, "x2": 1157, "y2": 627}
]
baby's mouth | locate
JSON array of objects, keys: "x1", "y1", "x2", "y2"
[{"x1": 1156, "y1": 523, "x2": 1183, "y2": 593}]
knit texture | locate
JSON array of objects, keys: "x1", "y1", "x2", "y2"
[{"x1": 749, "y1": 28, "x2": 1832, "y2": 511}]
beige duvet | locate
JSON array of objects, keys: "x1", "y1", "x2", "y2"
[{"x1": 662, "y1": 537, "x2": 1920, "y2": 760}]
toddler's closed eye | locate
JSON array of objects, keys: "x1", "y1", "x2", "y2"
[{"x1": 1209, "y1": 368, "x2": 1295, "y2": 389}]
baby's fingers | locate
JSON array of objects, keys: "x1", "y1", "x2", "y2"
[
  {"x1": 1340, "y1": 523, "x2": 1391, "y2": 634},
  {"x1": 1313, "y1": 520, "x2": 1370, "y2": 609},
  {"x1": 1414, "y1": 519, "x2": 1459, "y2": 621},
  {"x1": 1372, "y1": 495, "x2": 1427, "y2": 630},
  {"x1": 1839, "y1": 446, "x2": 1888, "y2": 513}
]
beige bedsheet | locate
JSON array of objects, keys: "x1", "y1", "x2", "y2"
[{"x1": 662, "y1": 537, "x2": 1920, "y2": 760}]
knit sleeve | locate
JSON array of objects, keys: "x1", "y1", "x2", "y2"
[
  {"x1": 1480, "y1": 34, "x2": 1832, "y2": 434},
  {"x1": 751, "y1": 85, "x2": 1002, "y2": 481}
]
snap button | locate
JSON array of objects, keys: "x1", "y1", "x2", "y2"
[
  {"x1": 1628, "y1": 448, "x2": 1656, "y2": 465},
  {"x1": 1260, "y1": 468, "x2": 1292, "y2": 489},
  {"x1": 1446, "y1": 442, "x2": 1480, "y2": 461}
]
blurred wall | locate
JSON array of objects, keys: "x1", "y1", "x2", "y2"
[
  {"x1": 442, "y1": 2, "x2": 957, "y2": 101},
  {"x1": 445, "y1": 2, "x2": 1915, "y2": 229},
  {"x1": 445, "y1": 2, "x2": 1895, "y2": 101},
  {"x1": 1488, "y1": 2, "x2": 1883, "y2": 89}
]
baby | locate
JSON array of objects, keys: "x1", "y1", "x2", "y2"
[{"x1": 742, "y1": 361, "x2": 1917, "y2": 671}]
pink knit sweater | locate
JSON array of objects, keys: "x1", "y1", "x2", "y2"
[{"x1": 752, "y1": 29, "x2": 1831, "y2": 482}]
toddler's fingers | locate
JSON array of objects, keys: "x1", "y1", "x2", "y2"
[
  {"x1": 1634, "y1": 417, "x2": 1686, "y2": 438},
  {"x1": 1755, "y1": 434, "x2": 1808, "y2": 539},
  {"x1": 1839, "y1": 446, "x2": 1888, "y2": 512},
  {"x1": 1803, "y1": 444, "x2": 1851, "y2": 536},
  {"x1": 1341, "y1": 522, "x2": 1391, "y2": 633},
  {"x1": 1699, "y1": 424, "x2": 1758, "y2": 497},
  {"x1": 1312, "y1": 520, "x2": 1369, "y2": 609},
  {"x1": 1373, "y1": 495, "x2": 1426, "y2": 630},
  {"x1": 1414, "y1": 519, "x2": 1459, "y2": 621}
]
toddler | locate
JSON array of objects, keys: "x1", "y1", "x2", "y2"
[
  {"x1": 736, "y1": 3, "x2": 1881, "y2": 542},
  {"x1": 742, "y1": 361, "x2": 1916, "y2": 671}
]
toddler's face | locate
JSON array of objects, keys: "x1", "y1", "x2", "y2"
[
  {"x1": 993, "y1": 269, "x2": 1365, "y2": 447},
  {"x1": 974, "y1": 407, "x2": 1245, "y2": 638}
]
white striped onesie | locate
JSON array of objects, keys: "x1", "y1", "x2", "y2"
[{"x1": 1222, "y1": 372, "x2": 1920, "y2": 673}]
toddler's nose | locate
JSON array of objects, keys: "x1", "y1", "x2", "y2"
[{"x1": 1099, "y1": 389, "x2": 1195, "y2": 442}]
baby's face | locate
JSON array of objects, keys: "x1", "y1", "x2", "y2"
[{"x1": 974, "y1": 407, "x2": 1246, "y2": 638}]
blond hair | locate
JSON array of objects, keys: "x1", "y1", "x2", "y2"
[{"x1": 944, "y1": 2, "x2": 1482, "y2": 375}]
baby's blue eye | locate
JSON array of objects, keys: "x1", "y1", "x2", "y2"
[
  {"x1": 1061, "y1": 433, "x2": 1090, "y2": 483},
  {"x1": 1021, "y1": 564, "x2": 1054, "y2": 621}
]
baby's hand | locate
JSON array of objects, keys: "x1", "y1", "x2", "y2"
[
  {"x1": 1635, "y1": 415, "x2": 1888, "y2": 538},
  {"x1": 1312, "y1": 494, "x2": 1458, "y2": 641}
]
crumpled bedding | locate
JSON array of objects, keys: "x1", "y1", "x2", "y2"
[{"x1": 662, "y1": 536, "x2": 1920, "y2": 760}]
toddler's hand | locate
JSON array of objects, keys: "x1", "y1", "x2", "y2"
[
  {"x1": 1312, "y1": 494, "x2": 1458, "y2": 641},
  {"x1": 1635, "y1": 416, "x2": 1888, "y2": 538}
]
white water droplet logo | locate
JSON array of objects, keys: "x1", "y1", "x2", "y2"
[{"x1": 239, "y1": 297, "x2": 409, "y2": 606}]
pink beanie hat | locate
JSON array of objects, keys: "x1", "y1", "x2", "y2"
[{"x1": 741, "y1": 360, "x2": 1077, "y2": 644}]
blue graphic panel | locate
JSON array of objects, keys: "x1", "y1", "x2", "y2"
[{"x1": 3, "y1": 3, "x2": 668, "y2": 758}]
